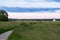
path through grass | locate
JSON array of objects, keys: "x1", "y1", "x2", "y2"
[{"x1": 0, "y1": 21, "x2": 60, "y2": 40}]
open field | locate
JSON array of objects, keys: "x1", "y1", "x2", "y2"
[{"x1": 0, "y1": 21, "x2": 60, "y2": 40}]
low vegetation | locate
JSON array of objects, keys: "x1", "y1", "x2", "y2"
[{"x1": 0, "y1": 21, "x2": 60, "y2": 40}]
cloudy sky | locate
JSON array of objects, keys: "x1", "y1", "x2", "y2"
[
  {"x1": 0, "y1": 0, "x2": 60, "y2": 12},
  {"x1": 0, "y1": 0, "x2": 60, "y2": 19}
]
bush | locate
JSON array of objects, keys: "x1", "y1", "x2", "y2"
[
  {"x1": 20, "y1": 22, "x2": 33, "y2": 30},
  {"x1": 0, "y1": 13, "x2": 8, "y2": 21}
]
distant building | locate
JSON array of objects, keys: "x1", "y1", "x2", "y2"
[{"x1": 53, "y1": 18, "x2": 56, "y2": 21}]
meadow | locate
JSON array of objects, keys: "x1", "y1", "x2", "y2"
[{"x1": 0, "y1": 21, "x2": 60, "y2": 40}]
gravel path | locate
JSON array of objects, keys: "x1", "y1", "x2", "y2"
[{"x1": 0, "y1": 30, "x2": 14, "y2": 40}]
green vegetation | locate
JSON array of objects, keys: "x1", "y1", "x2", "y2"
[
  {"x1": 0, "y1": 21, "x2": 60, "y2": 40},
  {"x1": 0, "y1": 10, "x2": 8, "y2": 16},
  {"x1": 0, "y1": 14, "x2": 8, "y2": 21},
  {"x1": 0, "y1": 10, "x2": 8, "y2": 21}
]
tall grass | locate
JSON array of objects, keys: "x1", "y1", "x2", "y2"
[{"x1": 0, "y1": 21, "x2": 60, "y2": 40}]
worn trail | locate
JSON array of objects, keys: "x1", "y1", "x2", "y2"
[{"x1": 0, "y1": 30, "x2": 14, "y2": 40}]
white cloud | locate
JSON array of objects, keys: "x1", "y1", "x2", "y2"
[
  {"x1": 0, "y1": 0, "x2": 60, "y2": 8},
  {"x1": 8, "y1": 12, "x2": 60, "y2": 19},
  {"x1": 25, "y1": 0, "x2": 47, "y2": 2},
  {"x1": 55, "y1": 10, "x2": 60, "y2": 13}
]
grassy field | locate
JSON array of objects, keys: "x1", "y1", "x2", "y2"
[{"x1": 0, "y1": 21, "x2": 60, "y2": 40}]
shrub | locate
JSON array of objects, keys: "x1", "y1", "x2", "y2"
[
  {"x1": 0, "y1": 13, "x2": 8, "y2": 21},
  {"x1": 20, "y1": 22, "x2": 32, "y2": 30},
  {"x1": 0, "y1": 10, "x2": 8, "y2": 16}
]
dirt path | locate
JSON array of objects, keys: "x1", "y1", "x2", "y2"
[{"x1": 0, "y1": 30, "x2": 14, "y2": 40}]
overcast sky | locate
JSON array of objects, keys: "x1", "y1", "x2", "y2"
[{"x1": 0, "y1": 0, "x2": 60, "y2": 8}]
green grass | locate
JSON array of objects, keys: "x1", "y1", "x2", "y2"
[{"x1": 0, "y1": 21, "x2": 60, "y2": 40}]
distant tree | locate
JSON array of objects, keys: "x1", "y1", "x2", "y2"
[
  {"x1": 0, "y1": 10, "x2": 8, "y2": 16},
  {"x1": 0, "y1": 10, "x2": 8, "y2": 21}
]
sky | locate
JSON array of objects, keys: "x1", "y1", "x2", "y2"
[
  {"x1": 8, "y1": 12, "x2": 60, "y2": 19},
  {"x1": 0, "y1": 0, "x2": 60, "y2": 8},
  {"x1": 0, "y1": 0, "x2": 60, "y2": 19},
  {"x1": 0, "y1": 0, "x2": 60, "y2": 12}
]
